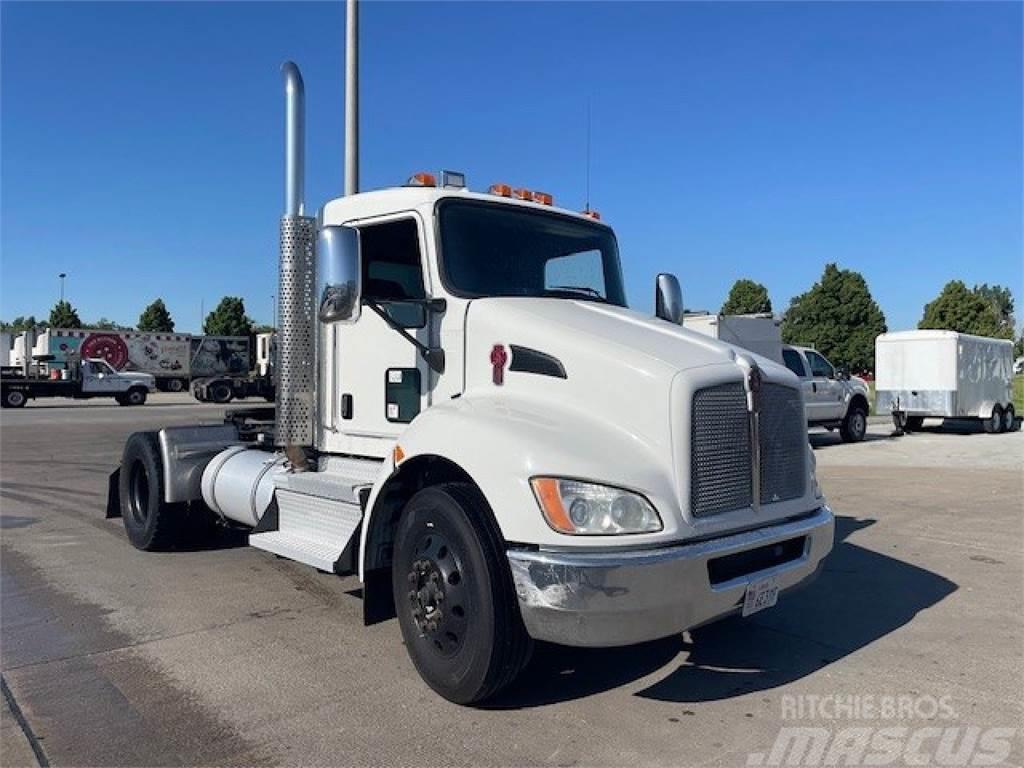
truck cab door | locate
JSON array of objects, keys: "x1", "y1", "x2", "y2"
[
  {"x1": 805, "y1": 350, "x2": 844, "y2": 421},
  {"x1": 319, "y1": 214, "x2": 433, "y2": 458}
]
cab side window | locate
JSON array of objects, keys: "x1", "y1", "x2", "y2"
[
  {"x1": 359, "y1": 218, "x2": 426, "y2": 328},
  {"x1": 806, "y1": 350, "x2": 834, "y2": 378},
  {"x1": 782, "y1": 348, "x2": 807, "y2": 378}
]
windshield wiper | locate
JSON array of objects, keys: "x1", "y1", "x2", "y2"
[{"x1": 546, "y1": 285, "x2": 604, "y2": 298}]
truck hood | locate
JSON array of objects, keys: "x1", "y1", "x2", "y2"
[
  {"x1": 461, "y1": 297, "x2": 810, "y2": 540},
  {"x1": 465, "y1": 297, "x2": 790, "y2": 384}
]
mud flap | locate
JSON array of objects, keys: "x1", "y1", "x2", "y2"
[{"x1": 106, "y1": 468, "x2": 122, "y2": 519}]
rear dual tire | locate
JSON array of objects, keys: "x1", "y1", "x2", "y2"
[
  {"x1": 2, "y1": 389, "x2": 27, "y2": 408},
  {"x1": 392, "y1": 483, "x2": 532, "y2": 705},
  {"x1": 983, "y1": 405, "x2": 1014, "y2": 434}
]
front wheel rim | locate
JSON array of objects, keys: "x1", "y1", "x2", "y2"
[{"x1": 405, "y1": 531, "x2": 469, "y2": 658}]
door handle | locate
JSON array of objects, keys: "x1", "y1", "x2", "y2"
[{"x1": 812, "y1": 382, "x2": 817, "y2": 393}]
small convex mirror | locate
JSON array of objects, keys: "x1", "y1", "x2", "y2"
[
  {"x1": 655, "y1": 273, "x2": 684, "y2": 325},
  {"x1": 317, "y1": 225, "x2": 361, "y2": 323}
]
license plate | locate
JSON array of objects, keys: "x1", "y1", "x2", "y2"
[{"x1": 742, "y1": 575, "x2": 779, "y2": 617}]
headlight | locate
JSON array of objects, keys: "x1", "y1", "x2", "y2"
[
  {"x1": 809, "y1": 446, "x2": 823, "y2": 499},
  {"x1": 531, "y1": 478, "x2": 662, "y2": 535}
]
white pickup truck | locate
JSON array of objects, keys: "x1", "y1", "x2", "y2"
[
  {"x1": 108, "y1": 61, "x2": 835, "y2": 704},
  {"x1": 2, "y1": 357, "x2": 156, "y2": 408},
  {"x1": 781, "y1": 344, "x2": 871, "y2": 442}
]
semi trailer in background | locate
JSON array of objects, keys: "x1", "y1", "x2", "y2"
[
  {"x1": 875, "y1": 330, "x2": 1016, "y2": 433},
  {"x1": 682, "y1": 313, "x2": 784, "y2": 364},
  {"x1": 10, "y1": 329, "x2": 252, "y2": 392}
]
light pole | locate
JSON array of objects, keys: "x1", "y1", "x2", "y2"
[
  {"x1": 271, "y1": 294, "x2": 277, "y2": 329},
  {"x1": 58, "y1": 273, "x2": 67, "y2": 303}
]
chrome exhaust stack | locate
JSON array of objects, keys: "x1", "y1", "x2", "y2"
[{"x1": 276, "y1": 62, "x2": 317, "y2": 466}]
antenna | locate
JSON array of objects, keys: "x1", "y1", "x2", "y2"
[{"x1": 585, "y1": 98, "x2": 592, "y2": 212}]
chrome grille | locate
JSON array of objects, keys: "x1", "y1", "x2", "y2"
[
  {"x1": 691, "y1": 383, "x2": 752, "y2": 517},
  {"x1": 758, "y1": 383, "x2": 806, "y2": 504}
]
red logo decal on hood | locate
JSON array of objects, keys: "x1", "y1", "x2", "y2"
[{"x1": 490, "y1": 344, "x2": 508, "y2": 385}]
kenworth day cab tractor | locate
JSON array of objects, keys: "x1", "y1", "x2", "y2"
[{"x1": 109, "y1": 61, "x2": 835, "y2": 704}]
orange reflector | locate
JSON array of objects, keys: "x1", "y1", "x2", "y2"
[
  {"x1": 407, "y1": 172, "x2": 437, "y2": 187},
  {"x1": 489, "y1": 183, "x2": 512, "y2": 197},
  {"x1": 393, "y1": 445, "x2": 405, "y2": 464},
  {"x1": 530, "y1": 478, "x2": 575, "y2": 534},
  {"x1": 531, "y1": 191, "x2": 553, "y2": 206},
  {"x1": 512, "y1": 188, "x2": 532, "y2": 201},
  {"x1": 582, "y1": 209, "x2": 601, "y2": 220}
]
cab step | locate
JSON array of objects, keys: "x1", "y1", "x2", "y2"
[{"x1": 248, "y1": 457, "x2": 382, "y2": 572}]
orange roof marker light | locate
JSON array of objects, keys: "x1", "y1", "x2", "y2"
[
  {"x1": 512, "y1": 188, "x2": 533, "y2": 201},
  {"x1": 531, "y1": 191, "x2": 554, "y2": 206},
  {"x1": 489, "y1": 183, "x2": 512, "y2": 197},
  {"x1": 582, "y1": 209, "x2": 602, "y2": 220},
  {"x1": 407, "y1": 172, "x2": 437, "y2": 187}
]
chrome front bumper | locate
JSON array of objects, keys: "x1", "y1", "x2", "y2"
[{"x1": 507, "y1": 505, "x2": 834, "y2": 647}]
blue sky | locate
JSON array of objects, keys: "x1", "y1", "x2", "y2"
[{"x1": 2, "y1": 1, "x2": 1021, "y2": 333}]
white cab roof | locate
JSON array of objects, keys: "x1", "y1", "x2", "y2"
[
  {"x1": 320, "y1": 186, "x2": 608, "y2": 227},
  {"x1": 877, "y1": 330, "x2": 1012, "y2": 345}
]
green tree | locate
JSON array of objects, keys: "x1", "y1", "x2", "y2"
[
  {"x1": 721, "y1": 279, "x2": 772, "y2": 315},
  {"x1": 1015, "y1": 332, "x2": 1024, "y2": 359},
  {"x1": 49, "y1": 300, "x2": 82, "y2": 329},
  {"x1": 781, "y1": 263, "x2": 887, "y2": 371},
  {"x1": 972, "y1": 283, "x2": 1015, "y2": 337},
  {"x1": 203, "y1": 297, "x2": 253, "y2": 337},
  {"x1": 137, "y1": 298, "x2": 176, "y2": 332},
  {"x1": 88, "y1": 318, "x2": 132, "y2": 331},
  {"x1": 1, "y1": 316, "x2": 44, "y2": 332},
  {"x1": 919, "y1": 280, "x2": 1010, "y2": 338},
  {"x1": 251, "y1": 324, "x2": 276, "y2": 335}
]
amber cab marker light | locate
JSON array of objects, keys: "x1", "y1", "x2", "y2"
[
  {"x1": 512, "y1": 188, "x2": 533, "y2": 201},
  {"x1": 582, "y1": 209, "x2": 601, "y2": 220},
  {"x1": 532, "y1": 191, "x2": 554, "y2": 206},
  {"x1": 407, "y1": 172, "x2": 437, "y2": 187},
  {"x1": 530, "y1": 478, "x2": 575, "y2": 534},
  {"x1": 489, "y1": 183, "x2": 513, "y2": 197}
]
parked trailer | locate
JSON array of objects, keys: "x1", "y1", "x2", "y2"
[
  {"x1": 190, "y1": 336, "x2": 251, "y2": 379},
  {"x1": 875, "y1": 330, "x2": 1015, "y2": 433},
  {"x1": 682, "y1": 313, "x2": 784, "y2": 364},
  {"x1": 107, "y1": 59, "x2": 834, "y2": 704},
  {"x1": 44, "y1": 329, "x2": 192, "y2": 391}
]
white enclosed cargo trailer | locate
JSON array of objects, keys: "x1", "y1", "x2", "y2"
[
  {"x1": 682, "y1": 313, "x2": 784, "y2": 364},
  {"x1": 875, "y1": 330, "x2": 1015, "y2": 433}
]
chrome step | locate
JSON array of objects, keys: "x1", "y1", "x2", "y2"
[{"x1": 249, "y1": 487, "x2": 363, "y2": 571}]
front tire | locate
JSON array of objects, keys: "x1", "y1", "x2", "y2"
[
  {"x1": 392, "y1": 483, "x2": 532, "y2": 705},
  {"x1": 983, "y1": 406, "x2": 1003, "y2": 434},
  {"x1": 840, "y1": 403, "x2": 868, "y2": 442},
  {"x1": 119, "y1": 432, "x2": 185, "y2": 550},
  {"x1": 905, "y1": 416, "x2": 925, "y2": 431}
]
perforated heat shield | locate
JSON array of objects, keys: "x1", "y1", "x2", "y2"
[{"x1": 276, "y1": 215, "x2": 317, "y2": 448}]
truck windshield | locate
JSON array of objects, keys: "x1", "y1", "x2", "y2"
[{"x1": 438, "y1": 200, "x2": 627, "y2": 305}]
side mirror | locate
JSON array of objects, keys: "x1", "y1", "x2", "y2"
[
  {"x1": 317, "y1": 226, "x2": 361, "y2": 323},
  {"x1": 655, "y1": 273, "x2": 684, "y2": 325}
]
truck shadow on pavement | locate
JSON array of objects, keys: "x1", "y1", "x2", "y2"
[
  {"x1": 808, "y1": 431, "x2": 895, "y2": 449},
  {"x1": 487, "y1": 515, "x2": 957, "y2": 709}
]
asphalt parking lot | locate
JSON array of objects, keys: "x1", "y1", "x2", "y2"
[{"x1": 1, "y1": 395, "x2": 1021, "y2": 767}]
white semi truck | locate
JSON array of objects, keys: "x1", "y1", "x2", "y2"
[{"x1": 108, "y1": 62, "x2": 834, "y2": 704}]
